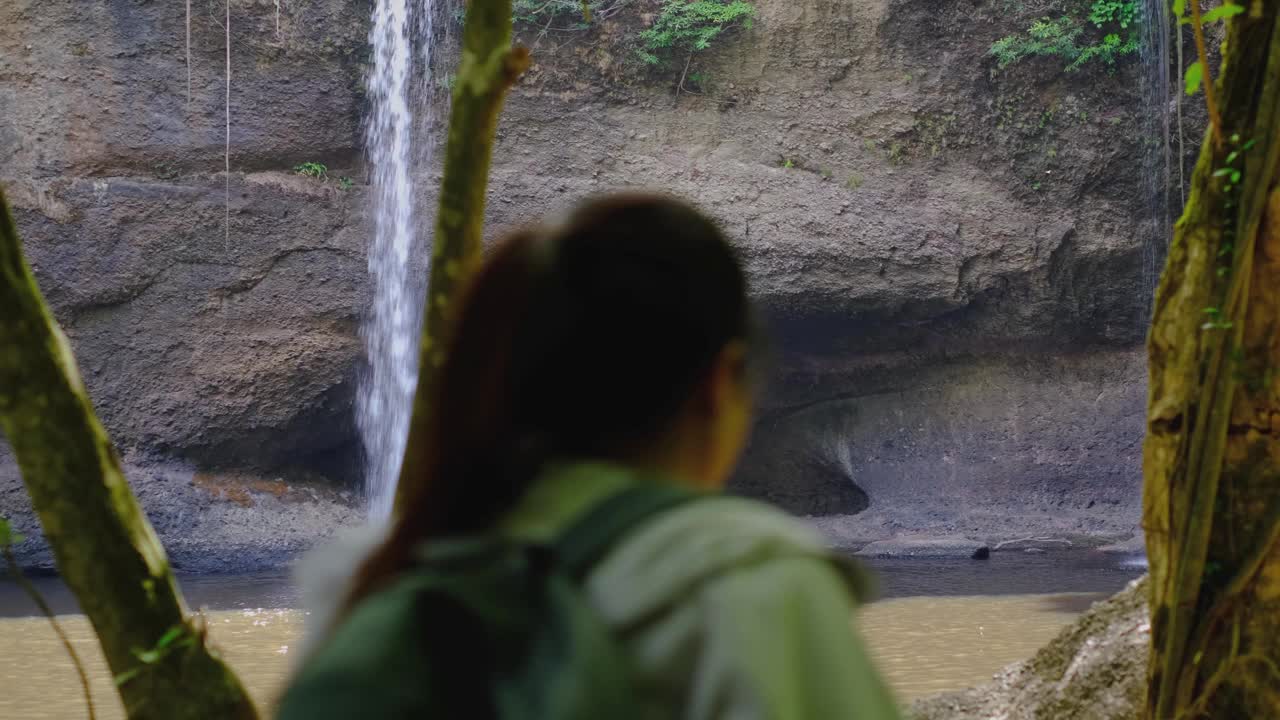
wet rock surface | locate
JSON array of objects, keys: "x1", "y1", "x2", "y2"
[
  {"x1": 910, "y1": 576, "x2": 1149, "y2": 720},
  {"x1": 855, "y1": 535, "x2": 989, "y2": 559},
  {"x1": 0, "y1": 452, "x2": 362, "y2": 573}
]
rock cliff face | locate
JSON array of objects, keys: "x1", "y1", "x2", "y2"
[{"x1": 0, "y1": 0, "x2": 1165, "y2": 567}]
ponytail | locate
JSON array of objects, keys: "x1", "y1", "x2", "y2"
[{"x1": 347, "y1": 193, "x2": 752, "y2": 608}]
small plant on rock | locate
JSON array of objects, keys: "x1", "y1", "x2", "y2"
[
  {"x1": 152, "y1": 162, "x2": 180, "y2": 181},
  {"x1": 887, "y1": 142, "x2": 905, "y2": 166},
  {"x1": 989, "y1": 0, "x2": 1140, "y2": 72},
  {"x1": 513, "y1": 0, "x2": 609, "y2": 26},
  {"x1": 294, "y1": 162, "x2": 328, "y2": 179},
  {"x1": 637, "y1": 1, "x2": 756, "y2": 69}
]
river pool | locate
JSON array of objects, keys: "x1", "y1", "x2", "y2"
[{"x1": 0, "y1": 551, "x2": 1143, "y2": 718}]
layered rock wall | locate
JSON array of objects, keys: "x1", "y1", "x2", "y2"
[{"x1": 0, "y1": 0, "x2": 1166, "y2": 566}]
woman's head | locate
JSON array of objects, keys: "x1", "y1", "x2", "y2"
[{"x1": 354, "y1": 193, "x2": 757, "y2": 596}]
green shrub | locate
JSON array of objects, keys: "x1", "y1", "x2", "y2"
[
  {"x1": 512, "y1": 0, "x2": 594, "y2": 27},
  {"x1": 511, "y1": 0, "x2": 756, "y2": 72},
  {"x1": 990, "y1": 17, "x2": 1084, "y2": 68},
  {"x1": 637, "y1": 1, "x2": 756, "y2": 68},
  {"x1": 989, "y1": 0, "x2": 1139, "y2": 72},
  {"x1": 294, "y1": 162, "x2": 328, "y2": 179},
  {"x1": 1068, "y1": 30, "x2": 1139, "y2": 70}
]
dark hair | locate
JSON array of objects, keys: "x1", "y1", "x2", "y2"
[{"x1": 348, "y1": 193, "x2": 753, "y2": 606}]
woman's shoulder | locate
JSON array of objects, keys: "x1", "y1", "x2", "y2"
[
  {"x1": 585, "y1": 495, "x2": 865, "y2": 624},
  {"x1": 279, "y1": 569, "x2": 435, "y2": 719}
]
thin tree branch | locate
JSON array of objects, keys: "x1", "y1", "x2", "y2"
[
  {"x1": 186, "y1": 0, "x2": 192, "y2": 108},
  {"x1": 1188, "y1": 0, "x2": 1224, "y2": 148},
  {"x1": 225, "y1": 0, "x2": 231, "y2": 253},
  {"x1": 0, "y1": 187, "x2": 258, "y2": 719},
  {"x1": 394, "y1": 0, "x2": 530, "y2": 511}
]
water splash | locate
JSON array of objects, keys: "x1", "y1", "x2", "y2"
[{"x1": 358, "y1": 0, "x2": 445, "y2": 521}]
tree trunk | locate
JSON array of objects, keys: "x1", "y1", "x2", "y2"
[
  {"x1": 394, "y1": 0, "x2": 528, "y2": 510},
  {"x1": 0, "y1": 188, "x2": 258, "y2": 720},
  {"x1": 1145, "y1": 6, "x2": 1280, "y2": 719}
]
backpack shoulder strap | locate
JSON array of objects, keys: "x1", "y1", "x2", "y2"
[{"x1": 553, "y1": 482, "x2": 698, "y2": 580}]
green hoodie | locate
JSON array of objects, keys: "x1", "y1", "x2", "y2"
[{"x1": 285, "y1": 461, "x2": 902, "y2": 720}]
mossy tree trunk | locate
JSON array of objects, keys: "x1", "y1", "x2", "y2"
[
  {"x1": 0, "y1": 189, "x2": 257, "y2": 720},
  {"x1": 1144, "y1": 6, "x2": 1280, "y2": 719},
  {"x1": 394, "y1": 0, "x2": 528, "y2": 510}
]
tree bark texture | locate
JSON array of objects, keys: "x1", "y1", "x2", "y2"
[
  {"x1": 0, "y1": 188, "x2": 258, "y2": 720},
  {"x1": 394, "y1": 0, "x2": 528, "y2": 511},
  {"x1": 1145, "y1": 6, "x2": 1280, "y2": 719}
]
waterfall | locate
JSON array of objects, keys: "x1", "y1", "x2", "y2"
[
  {"x1": 359, "y1": 0, "x2": 446, "y2": 521},
  {"x1": 1139, "y1": 0, "x2": 1173, "y2": 319}
]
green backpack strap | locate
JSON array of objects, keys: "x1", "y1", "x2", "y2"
[{"x1": 553, "y1": 482, "x2": 698, "y2": 580}]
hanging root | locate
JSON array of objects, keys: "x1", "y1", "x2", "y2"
[
  {"x1": 224, "y1": 0, "x2": 231, "y2": 252},
  {"x1": 1187, "y1": 0, "x2": 1224, "y2": 147},
  {"x1": 185, "y1": 0, "x2": 192, "y2": 108}
]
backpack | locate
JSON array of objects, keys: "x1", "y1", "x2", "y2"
[{"x1": 276, "y1": 483, "x2": 696, "y2": 720}]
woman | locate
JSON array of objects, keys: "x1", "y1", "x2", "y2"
[{"x1": 279, "y1": 194, "x2": 901, "y2": 719}]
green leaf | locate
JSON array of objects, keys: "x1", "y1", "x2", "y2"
[
  {"x1": 1242, "y1": 139, "x2": 1257, "y2": 151},
  {"x1": 1173, "y1": 0, "x2": 1186, "y2": 18},
  {"x1": 1214, "y1": 167, "x2": 1235, "y2": 177},
  {"x1": 134, "y1": 648, "x2": 162, "y2": 664},
  {"x1": 155, "y1": 625, "x2": 184, "y2": 650},
  {"x1": 114, "y1": 668, "x2": 143, "y2": 687},
  {"x1": 0, "y1": 518, "x2": 21, "y2": 547},
  {"x1": 1202, "y1": 3, "x2": 1245, "y2": 23},
  {"x1": 1226, "y1": 151, "x2": 1239, "y2": 164},
  {"x1": 1231, "y1": 170, "x2": 1242, "y2": 183},
  {"x1": 1185, "y1": 61, "x2": 1204, "y2": 96}
]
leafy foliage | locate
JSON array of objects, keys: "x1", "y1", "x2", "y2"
[
  {"x1": 293, "y1": 162, "x2": 328, "y2": 179},
  {"x1": 637, "y1": 1, "x2": 756, "y2": 67},
  {"x1": 511, "y1": 0, "x2": 755, "y2": 71},
  {"x1": 1177, "y1": 1, "x2": 1244, "y2": 100},
  {"x1": 512, "y1": 0, "x2": 597, "y2": 27},
  {"x1": 0, "y1": 517, "x2": 22, "y2": 547},
  {"x1": 989, "y1": 0, "x2": 1140, "y2": 72},
  {"x1": 989, "y1": 17, "x2": 1084, "y2": 69}
]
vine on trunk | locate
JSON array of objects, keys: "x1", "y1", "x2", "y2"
[{"x1": 1145, "y1": 3, "x2": 1280, "y2": 718}]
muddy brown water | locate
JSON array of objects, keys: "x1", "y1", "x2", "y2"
[{"x1": 0, "y1": 553, "x2": 1143, "y2": 717}]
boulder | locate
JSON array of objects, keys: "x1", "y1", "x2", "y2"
[
  {"x1": 910, "y1": 577, "x2": 1149, "y2": 720},
  {"x1": 856, "y1": 534, "x2": 989, "y2": 559}
]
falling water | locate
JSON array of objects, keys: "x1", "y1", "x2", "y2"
[
  {"x1": 1138, "y1": 0, "x2": 1173, "y2": 319},
  {"x1": 359, "y1": 0, "x2": 445, "y2": 521}
]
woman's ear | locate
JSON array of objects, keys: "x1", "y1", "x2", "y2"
[
  {"x1": 695, "y1": 340, "x2": 753, "y2": 488},
  {"x1": 707, "y1": 341, "x2": 750, "y2": 412}
]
